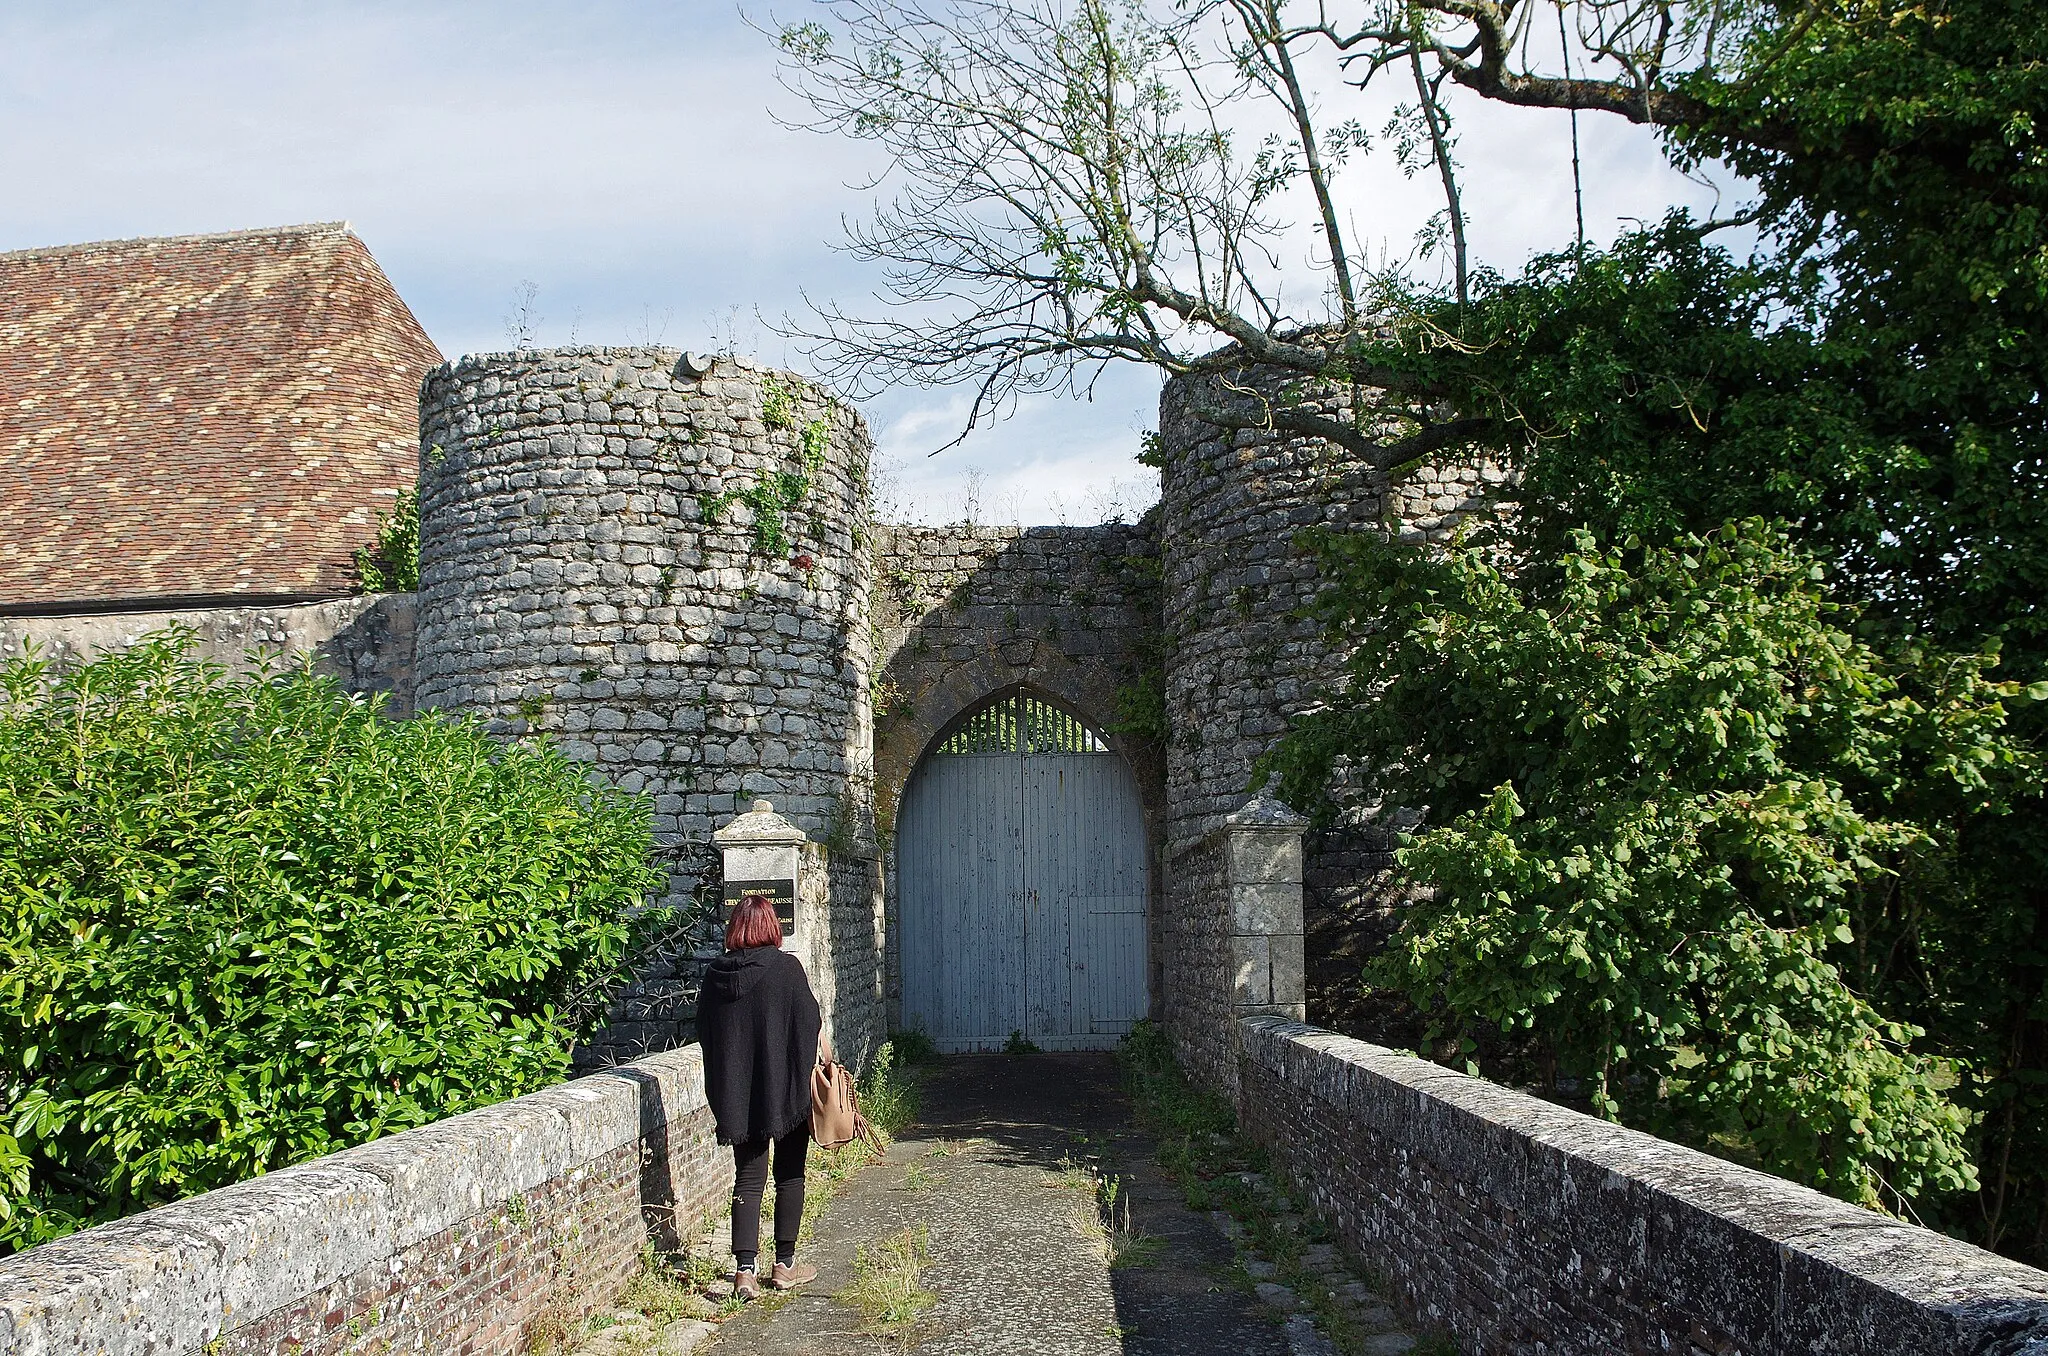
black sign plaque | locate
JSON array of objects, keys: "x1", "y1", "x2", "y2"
[{"x1": 722, "y1": 878, "x2": 798, "y2": 931}]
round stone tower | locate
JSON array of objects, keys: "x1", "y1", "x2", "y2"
[
  {"x1": 1156, "y1": 361, "x2": 1496, "y2": 1042},
  {"x1": 413, "y1": 346, "x2": 873, "y2": 907}
]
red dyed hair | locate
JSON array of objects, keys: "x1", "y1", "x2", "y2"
[{"x1": 724, "y1": 893, "x2": 784, "y2": 951}]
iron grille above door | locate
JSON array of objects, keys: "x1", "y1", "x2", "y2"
[{"x1": 934, "y1": 693, "x2": 1111, "y2": 755}]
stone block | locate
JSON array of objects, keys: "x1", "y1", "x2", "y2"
[
  {"x1": 0, "y1": 1216, "x2": 225, "y2": 1356},
  {"x1": 1226, "y1": 828, "x2": 1303, "y2": 885},
  {"x1": 171, "y1": 1162, "x2": 396, "y2": 1331},
  {"x1": 1231, "y1": 934, "x2": 1272, "y2": 1005},
  {"x1": 1231, "y1": 881, "x2": 1303, "y2": 936},
  {"x1": 1268, "y1": 931, "x2": 1306, "y2": 1009}
]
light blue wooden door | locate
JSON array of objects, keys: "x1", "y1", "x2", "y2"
[{"x1": 900, "y1": 694, "x2": 1149, "y2": 1052}]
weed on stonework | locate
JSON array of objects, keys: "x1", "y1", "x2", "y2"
[
  {"x1": 1117, "y1": 1021, "x2": 1455, "y2": 1355},
  {"x1": 836, "y1": 1224, "x2": 938, "y2": 1341},
  {"x1": 615, "y1": 1244, "x2": 724, "y2": 1324},
  {"x1": 859, "y1": 1035, "x2": 936, "y2": 1139}
]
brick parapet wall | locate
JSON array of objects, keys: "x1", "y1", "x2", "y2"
[
  {"x1": 0, "y1": 1046, "x2": 728, "y2": 1356},
  {"x1": 1237, "y1": 1017, "x2": 2048, "y2": 1356}
]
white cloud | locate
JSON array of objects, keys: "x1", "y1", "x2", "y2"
[{"x1": 1, "y1": 1, "x2": 1738, "y2": 526}]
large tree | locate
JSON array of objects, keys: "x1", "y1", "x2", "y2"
[{"x1": 775, "y1": 0, "x2": 2048, "y2": 1258}]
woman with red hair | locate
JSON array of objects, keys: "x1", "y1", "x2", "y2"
[{"x1": 694, "y1": 894, "x2": 827, "y2": 1299}]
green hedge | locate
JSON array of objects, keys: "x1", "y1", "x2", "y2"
[{"x1": 0, "y1": 636, "x2": 667, "y2": 1253}]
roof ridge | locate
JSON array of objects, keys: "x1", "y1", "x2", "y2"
[{"x1": 0, "y1": 221, "x2": 353, "y2": 264}]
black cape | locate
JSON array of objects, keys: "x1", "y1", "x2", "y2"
[{"x1": 695, "y1": 946, "x2": 821, "y2": 1146}]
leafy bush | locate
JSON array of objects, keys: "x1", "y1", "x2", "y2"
[
  {"x1": 1264, "y1": 521, "x2": 2042, "y2": 1209},
  {"x1": 0, "y1": 636, "x2": 666, "y2": 1252},
  {"x1": 354, "y1": 485, "x2": 420, "y2": 593}
]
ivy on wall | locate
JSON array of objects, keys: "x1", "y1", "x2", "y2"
[{"x1": 703, "y1": 375, "x2": 833, "y2": 559}]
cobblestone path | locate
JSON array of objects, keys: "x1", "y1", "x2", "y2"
[{"x1": 699, "y1": 1053, "x2": 1426, "y2": 1356}]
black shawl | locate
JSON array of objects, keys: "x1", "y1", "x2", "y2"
[{"x1": 694, "y1": 946, "x2": 821, "y2": 1146}]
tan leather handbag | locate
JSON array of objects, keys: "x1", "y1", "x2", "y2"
[{"x1": 810, "y1": 1057, "x2": 883, "y2": 1152}]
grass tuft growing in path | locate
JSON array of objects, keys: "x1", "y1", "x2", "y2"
[
  {"x1": 1117, "y1": 1020, "x2": 1461, "y2": 1355},
  {"x1": 835, "y1": 1224, "x2": 938, "y2": 1340}
]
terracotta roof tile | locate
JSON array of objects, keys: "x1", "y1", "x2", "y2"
[{"x1": 0, "y1": 222, "x2": 443, "y2": 610}]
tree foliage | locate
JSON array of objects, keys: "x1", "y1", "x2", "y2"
[
  {"x1": 780, "y1": 0, "x2": 2048, "y2": 1256},
  {"x1": 1262, "y1": 520, "x2": 2039, "y2": 1206},
  {"x1": 0, "y1": 637, "x2": 666, "y2": 1253}
]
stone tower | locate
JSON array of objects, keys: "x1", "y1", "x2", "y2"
[{"x1": 412, "y1": 345, "x2": 875, "y2": 908}]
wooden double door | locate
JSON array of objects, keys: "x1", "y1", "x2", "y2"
[{"x1": 897, "y1": 694, "x2": 1149, "y2": 1051}]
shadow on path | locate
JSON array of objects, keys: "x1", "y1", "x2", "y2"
[{"x1": 708, "y1": 1052, "x2": 1285, "y2": 1355}]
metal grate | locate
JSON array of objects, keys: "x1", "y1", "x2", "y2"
[{"x1": 935, "y1": 693, "x2": 1109, "y2": 755}]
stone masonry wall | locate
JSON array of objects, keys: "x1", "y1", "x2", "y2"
[
  {"x1": 414, "y1": 347, "x2": 874, "y2": 901},
  {"x1": 1160, "y1": 833, "x2": 1231, "y2": 1087},
  {"x1": 0, "y1": 1045, "x2": 727, "y2": 1356},
  {"x1": 413, "y1": 347, "x2": 880, "y2": 1066},
  {"x1": 820, "y1": 843, "x2": 887, "y2": 1070},
  {"x1": 870, "y1": 521, "x2": 1162, "y2": 835},
  {"x1": 0, "y1": 593, "x2": 417, "y2": 713},
  {"x1": 869, "y1": 521, "x2": 1165, "y2": 1028},
  {"x1": 1157, "y1": 366, "x2": 1500, "y2": 1051},
  {"x1": 1238, "y1": 1017, "x2": 2048, "y2": 1356}
]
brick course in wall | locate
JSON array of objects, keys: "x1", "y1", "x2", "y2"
[
  {"x1": 1238, "y1": 1017, "x2": 2048, "y2": 1356},
  {"x1": 0, "y1": 1045, "x2": 727, "y2": 1356}
]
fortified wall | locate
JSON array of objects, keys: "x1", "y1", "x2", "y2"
[
  {"x1": 1156, "y1": 363, "x2": 1500, "y2": 1087},
  {"x1": 409, "y1": 347, "x2": 883, "y2": 1069},
  {"x1": 5, "y1": 345, "x2": 2044, "y2": 1354}
]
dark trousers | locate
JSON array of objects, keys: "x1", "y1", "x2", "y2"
[{"x1": 730, "y1": 1121, "x2": 810, "y2": 1266}]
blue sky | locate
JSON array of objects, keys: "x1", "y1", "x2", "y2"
[{"x1": 1, "y1": 1, "x2": 1733, "y2": 523}]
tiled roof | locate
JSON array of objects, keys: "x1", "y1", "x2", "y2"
[{"x1": 0, "y1": 222, "x2": 442, "y2": 612}]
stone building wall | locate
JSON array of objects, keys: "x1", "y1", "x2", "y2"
[
  {"x1": 1155, "y1": 365, "x2": 1499, "y2": 1058},
  {"x1": 868, "y1": 521, "x2": 1164, "y2": 1027},
  {"x1": 412, "y1": 346, "x2": 882, "y2": 1065},
  {"x1": 0, "y1": 593, "x2": 417, "y2": 713}
]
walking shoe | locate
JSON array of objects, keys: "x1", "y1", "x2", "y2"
[
  {"x1": 768, "y1": 1261, "x2": 817, "y2": 1290},
  {"x1": 733, "y1": 1267, "x2": 763, "y2": 1301}
]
